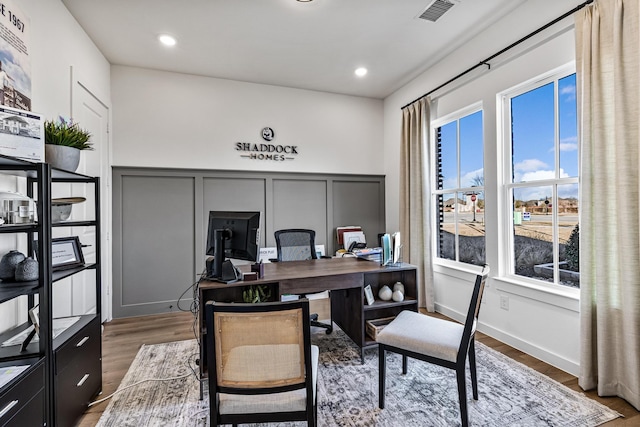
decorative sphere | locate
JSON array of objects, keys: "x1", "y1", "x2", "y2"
[
  {"x1": 0, "y1": 250, "x2": 26, "y2": 281},
  {"x1": 378, "y1": 285, "x2": 392, "y2": 301},
  {"x1": 393, "y1": 281, "x2": 405, "y2": 294},
  {"x1": 15, "y1": 257, "x2": 38, "y2": 282},
  {"x1": 392, "y1": 290, "x2": 404, "y2": 302}
]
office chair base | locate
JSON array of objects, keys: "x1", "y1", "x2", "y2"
[{"x1": 310, "y1": 313, "x2": 333, "y2": 334}]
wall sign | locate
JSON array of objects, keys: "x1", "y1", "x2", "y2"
[
  {"x1": 236, "y1": 127, "x2": 299, "y2": 161},
  {"x1": 261, "y1": 127, "x2": 274, "y2": 141},
  {"x1": 0, "y1": 1, "x2": 31, "y2": 111}
]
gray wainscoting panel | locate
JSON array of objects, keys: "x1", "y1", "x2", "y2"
[
  {"x1": 112, "y1": 168, "x2": 384, "y2": 318},
  {"x1": 332, "y1": 180, "x2": 385, "y2": 248},
  {"x1": 115, "y1": 174, "x2": 195, "y2": 318},
  {"x1": 271, "y1": 179, "x2": 328, "y2": 248},
  {"x1": 202, "y1": 177, "x2": 267, "y2": 251}
]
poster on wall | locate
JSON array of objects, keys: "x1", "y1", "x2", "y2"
[
  {"x1": 0, "y1": 1, "x2": 30, "y2": 111},
  {"x1": 0, "y1": 105, "x2": 43, "y2": 161}
]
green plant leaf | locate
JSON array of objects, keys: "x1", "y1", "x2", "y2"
[{"x1": 44, "y1": 118, "x2": 93, "y2": 150}]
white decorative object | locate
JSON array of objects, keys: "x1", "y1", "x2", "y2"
[
  {"x1": 392, "y1": 290, "x2": 404, "y2": 302},
  {"x1": 378, "y1": 285, "x2": 392, "y2": 301},
  {"x1": 393, "y1": 281, "x2": 404, "y2": 294}
]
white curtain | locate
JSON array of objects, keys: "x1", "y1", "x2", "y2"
[
  {"x1": 576, "y1": 0, "x2": 640, "y2": 410},
  {"x1": 400, "y1": 97, "x2": 435, "y2": 311}
]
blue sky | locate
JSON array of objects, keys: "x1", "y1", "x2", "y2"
[{"x1": 439, "y1": 73, "x2": 578, "y2": 202}]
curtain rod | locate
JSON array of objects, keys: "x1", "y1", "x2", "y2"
[{"x1": 401, "y1": 0, "x2": 594, "y2": 110}]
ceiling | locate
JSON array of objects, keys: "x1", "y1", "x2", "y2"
[{"x1": 61, "y1": 0, "x2": 525, "y2": 99}]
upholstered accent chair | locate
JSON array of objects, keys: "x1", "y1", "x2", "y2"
[
  {"x1": 377, "y1": 267, "x2": 489, "y2": 427},
  {"x1": 205, "y1": 299, "x2": 319, "y2": 427}
]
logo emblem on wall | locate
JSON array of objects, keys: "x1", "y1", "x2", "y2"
[
  {"x1": 261, "y1": 127, "x2": 275, "y2": 141},
  {"x1": 236, "y1": 127, "x2": 298, "y2": 162}
]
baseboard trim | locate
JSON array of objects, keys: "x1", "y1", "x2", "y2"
[{"x1": 435, "y1": 303, "x2": 580, "y2": 376}]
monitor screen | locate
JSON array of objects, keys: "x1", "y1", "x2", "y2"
[{"x1": 205, "y1": 211, "x2": 261, "y2": 262}]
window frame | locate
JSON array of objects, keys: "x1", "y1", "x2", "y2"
[
  {"x1": 498, "y1": 63, "x2": 579, "y2": 293},
  {"x1": 430, "y1": 101, "x2": 485, "y2": 268}
]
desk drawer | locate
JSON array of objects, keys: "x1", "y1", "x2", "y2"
[
  {"x1": 0, "y1": 361, "x2": 44, "y2": 427},
  {"x1": 55, "y1": 317, "x2": 101, "y2": 374}
]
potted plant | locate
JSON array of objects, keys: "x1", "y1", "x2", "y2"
[{"x1": 44, "y1": 116, "x2": 92, "y2": 172}]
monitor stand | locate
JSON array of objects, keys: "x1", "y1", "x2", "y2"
[{"x1": 206, "y1": 258, "x2": 239, "y2": 283}]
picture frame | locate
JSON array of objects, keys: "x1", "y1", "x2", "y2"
[
  {"x1": 364, "y1": 284, "x2": 375, "y2": 306},
  {"x1": 51, "y1": 236, "x2": 85, "y2": 271}
]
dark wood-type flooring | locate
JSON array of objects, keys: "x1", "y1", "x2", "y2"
[{"x1": 77, "y1": 309, "x2": 638, "y2": 426}]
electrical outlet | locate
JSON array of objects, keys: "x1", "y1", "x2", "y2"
[{"x1": 500, "y1": 295, "x2": 509, "y2": 311}]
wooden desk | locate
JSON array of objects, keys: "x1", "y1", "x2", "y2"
[{"x1": 198, "y1": 258, "x2": 418, "y2": 379}]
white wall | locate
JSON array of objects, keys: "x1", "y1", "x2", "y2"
[
  {"x1": 383, "y1": 0, "x2": 584, "y2": 375},
  {"x1": 0, "y1": 0, "x2": 110, "y2": 333},
  {"x1": 111, "y1": 66, "x2": 384, "y2": 175}
]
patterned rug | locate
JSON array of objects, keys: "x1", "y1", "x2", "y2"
[{"x1": 96, "y1": 327, "x2": 620, "y2": 427}]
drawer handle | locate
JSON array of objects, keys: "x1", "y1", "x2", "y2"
[
  {"x1": 76, "y1": 336, "x2": 90, "y2": 347},
  {"x1": 0, "y1": 400, "x2": 18, "y2": 419},
  {"x1": 77, "y1": 374, "x2": 90, "y2": 387}
]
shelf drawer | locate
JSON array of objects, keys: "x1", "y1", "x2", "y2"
[
  {"x1": 0, "y1": 361, "x2": 44, "y2": 427},
  {"x1": 1, "y1": 389, "x2": 44, "y2": 427},
  {"x1": 55, "y1": 349, "x2": 101, "y2": 427},
  {"x1": 55, "y1": 317, "x2": 101, "y2": 374}
]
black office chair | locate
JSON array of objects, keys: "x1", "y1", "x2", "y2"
[{"x1": 274, "y1": 229, "x2": 333, "y2": 334}]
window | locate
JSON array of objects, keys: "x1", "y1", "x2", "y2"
[
  {"x1": 502, "y1": 68, "x2": 579, "y2": 288},
  {"x1": 433, "y1": 105, "x2": 485, "y2": 266}
]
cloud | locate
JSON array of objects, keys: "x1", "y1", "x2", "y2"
[
  {"x1": 559, "y1": 136, "x2": 577, "y2": 152},
  {"x1": 514, "y1": 158, "x2": 548, "y2": 172},
  {"x1": 560, "y1": 83, "x2": 576, "y2": 101},
  {"x1": 519, "y1": 169, "x2": 555, "y2": 181},
  {"x1": 461, "y1": 167, "x2": 484, "y2": 188}
]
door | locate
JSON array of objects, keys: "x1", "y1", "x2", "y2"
[{"x1": 70, "y1": 68, "x2": 111, "y2": 322}]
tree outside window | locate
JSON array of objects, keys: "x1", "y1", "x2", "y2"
[{"x1": 505, "y1": 71, "x2": 579, "y2": 288}]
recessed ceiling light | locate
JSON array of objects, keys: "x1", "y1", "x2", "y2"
[
  {"x1": 355, "y1": 67, "x2": 368, "y2": 77},
  {"x1": 297, "y1": 0, "x2": 314, "y2": 2},
  {"x1": 158, "y1": 34, "x2": 177, "y2": 47}
]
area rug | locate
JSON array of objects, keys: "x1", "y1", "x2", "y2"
[{"x1": 96, "y1": 327, "x2": 620, "y2": 427}]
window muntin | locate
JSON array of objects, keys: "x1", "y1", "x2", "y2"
[
  {"x1": 434, "y1": 108, "x2": 485, "y2": 267},
  {"x1": 504, "y1": 70, "x2": 579, "y2": 288}
]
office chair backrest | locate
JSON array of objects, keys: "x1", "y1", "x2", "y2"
[
  {"x1": 275, "y1": 229, "x2": 317, "y2": 261},
  {"x1": 206, "y1": 299, "x2": 312, "y2": 391},
  {"x1": 457, "y1": 266, "x2": 490, "y2": 363}
]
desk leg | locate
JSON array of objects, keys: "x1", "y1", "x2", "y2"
[{"x1": 331, "y1": 287, "x2": 365, "y2": 362}]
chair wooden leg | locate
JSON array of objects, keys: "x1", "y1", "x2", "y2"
[
  {"x1": 469, "y1": 338, "x2": 478, "y2": 400},
  {"x1": 402, "y1": 355, "x2": 408, "y2": 374},
  {"x1": 378, "y1": 345, "x2": 386, "y2": 409},
  {"x1": 456, "y1": 368, "x2": 469, "y2": 427}
]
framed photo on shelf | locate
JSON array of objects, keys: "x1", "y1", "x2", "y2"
[
  {"x1": 364, "y1": 284, "x2": 375, "y2": 305},
  {"x1": 51, "y1": 236, "x2": 85, "y2": 271}
]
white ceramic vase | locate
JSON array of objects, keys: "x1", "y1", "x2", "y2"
[
  {"x1": 378, "y1": 285, "x2": 392, "y2": 301},
  {"x1": 393, "y1": 281, "x2": 404, "y2": 294},
  {"x1": 392, "y1": 290, "x2": 404, "y2": 302}
]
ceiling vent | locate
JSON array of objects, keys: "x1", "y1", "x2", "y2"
[{"x1": 418, "y1": 0, "x2": 455, "y2": 22}]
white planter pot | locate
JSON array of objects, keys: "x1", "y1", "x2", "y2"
[{"x1": 45, "y1": 145, "x2": 81, "y2": 172}]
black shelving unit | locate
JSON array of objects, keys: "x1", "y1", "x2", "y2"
[{"x1": 0, "y1": 154, "x2": 101, "y2": 427}]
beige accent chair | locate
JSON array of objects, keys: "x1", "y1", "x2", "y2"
[
  {"x1": 205, "y1": 299, "x2": 319, "y2": 426},
  {"x1": 377, "y1": 267, "x2": 489, "y2": 427}
]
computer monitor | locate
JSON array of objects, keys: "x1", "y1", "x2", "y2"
[{"x1": 205, "y1": 211, "x2": 261, "y2": 282}]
